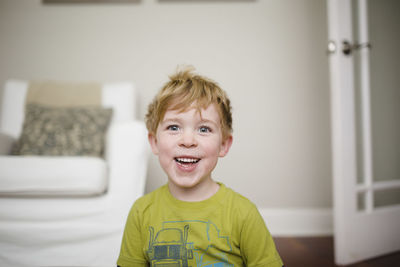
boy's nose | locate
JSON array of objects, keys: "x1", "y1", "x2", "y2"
[{"x1": 179, "y1": 130, "x2": 197, "y2": 148}]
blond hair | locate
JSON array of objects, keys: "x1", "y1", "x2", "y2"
[{"x1": 145, "y1": 66, "x2": 233, "y2": 139}]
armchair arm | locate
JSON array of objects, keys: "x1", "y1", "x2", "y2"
[
  {"x1": 0, "y1": 132, "x2": 16, "y2": 155},
  {"x1": 105, "y1": 120, "x2": 149, "y2": 209}
]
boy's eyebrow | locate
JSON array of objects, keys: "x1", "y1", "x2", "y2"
[
  {"x1": 160, "y1": 118, "x2": 182, "y2": 124},
  {"x1": 160, "y1": 118, "x2": 219, "y2": 126},
  {"x1": 198, "y1": 118, "x2": 218, "y2": 126}
]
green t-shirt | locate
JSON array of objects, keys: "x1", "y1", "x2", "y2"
[{"x1": 117, "y1": 183, "x2": 283, "y2": 267}]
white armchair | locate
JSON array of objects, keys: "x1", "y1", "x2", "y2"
[{"x1": 0, "y1": 80, "x2": 149, "y2": 266}]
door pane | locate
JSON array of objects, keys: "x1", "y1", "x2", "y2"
[
  {"x1": 374, "y1": 188, "x2": 400, "y2": 208},
  {"x1": 368, "y1": 0, "x2": 400, "y2": 183}
]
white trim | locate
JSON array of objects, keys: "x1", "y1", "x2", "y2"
[
  {"x1": 358, "y1": 0, "x2": 374, "y2": 213},
  {"x1": 259, "y1": 208, "x2": 333, "y2": 237},
  {"x1": 356, "y1": 179, "x2": 400, "y2": 192}
]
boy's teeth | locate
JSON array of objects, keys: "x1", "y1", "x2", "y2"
[{"x1": 175, "y1": 157, "x2": 200, "y2": 163}]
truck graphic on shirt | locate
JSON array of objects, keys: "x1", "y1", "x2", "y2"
[
  {"x1": 148, "y1": 225, "x2": 193, "y2": 267},
  {"x1": 148, "y1": 221, "x2": 233, "y2": 267}
]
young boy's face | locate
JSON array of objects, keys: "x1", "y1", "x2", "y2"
[{"x1": 148, "y1": 103, "x2": 232, "y2": 192}]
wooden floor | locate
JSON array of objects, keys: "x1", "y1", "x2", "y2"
[{"x1": 274, "y1": 236, "x2": 400, "y2": 267}]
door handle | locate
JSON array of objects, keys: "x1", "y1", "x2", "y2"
[{"x1": 342, "y1": 40, "x2": 372, "y2": 55}]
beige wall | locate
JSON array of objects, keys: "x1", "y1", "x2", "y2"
[{"x1": 0, "y1": 0, "x2": 331, "y2": 209}]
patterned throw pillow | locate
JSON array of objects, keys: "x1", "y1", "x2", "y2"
[{"x1": 12, "y1": 104, "x2": 113, "y2": 157}]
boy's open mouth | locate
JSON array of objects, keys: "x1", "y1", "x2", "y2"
[{"x1": 174, "y1": 157, "x2": 201, "y2": 165}]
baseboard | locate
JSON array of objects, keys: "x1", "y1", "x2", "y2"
[{"x1": 259, "y1": 208, "x2": 333, "y2": 237}]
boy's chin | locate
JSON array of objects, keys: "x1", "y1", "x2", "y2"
[
  {"x1": 169, "y1": 179, "x2": 200, "y2": 189},
  {"x1": 168, "y1": 176, "x2": 213, "y2": 189}
]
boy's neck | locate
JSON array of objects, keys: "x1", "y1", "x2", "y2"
[{"x1": 168, "y1": 179, "x2": 220, "y2": 202}]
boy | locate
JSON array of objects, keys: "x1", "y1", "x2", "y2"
[{"x1": 117, "y1": 66, "x2": 283, "y2": 267}]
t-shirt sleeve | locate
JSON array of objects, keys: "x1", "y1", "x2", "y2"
[
  {"x1": 240, "y1": 205, "x2": 284, "y2": 267},
  {"x1": 117, "y1": 203, "x2": 149, "y2": 267}
]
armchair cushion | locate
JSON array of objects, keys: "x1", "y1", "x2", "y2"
[
  {"x1": 12, "y1": 103, "x2": 113, "y2": 157},
  {"x1": 0, "y1": 156, "x2": 108, "y2": 197}
]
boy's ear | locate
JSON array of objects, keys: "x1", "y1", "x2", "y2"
[
  {"x1": 148, "y1": 133, "x2": 159, "y2": 155},
  {"x1": 219, "y1": 135, "x2": 233, "y2": 157}
]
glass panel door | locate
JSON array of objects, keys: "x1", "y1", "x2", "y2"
[{"x1": 328, "y1": 0, "x2": 400, "y2": 264}]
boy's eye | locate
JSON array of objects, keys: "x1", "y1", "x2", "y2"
[
  {"x1": 167, "y1": 125, "x2": 180, "y2": 131},
  {"x1": 199, "y1": 126, "x2": 211, "y2": 133}
]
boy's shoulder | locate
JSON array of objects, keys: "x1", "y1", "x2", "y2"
[
  {"x1": 132, "y1": 184, "x2": 167, "y2": 211},
  {"x1": 223, "y1": 184, "x2": 259, "y2": 212}
]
